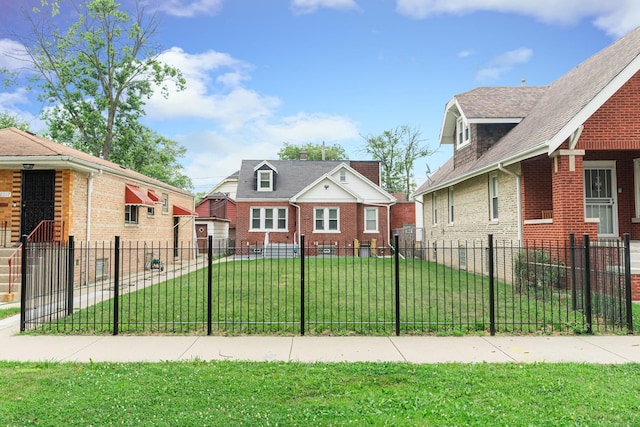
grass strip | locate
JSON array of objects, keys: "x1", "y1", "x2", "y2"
[{"x1": 0, "y1": 360, "x2": 638, "y2": 426}]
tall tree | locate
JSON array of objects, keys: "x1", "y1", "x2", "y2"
[
  {"x1": 362, "y1": 126, "x2": 431, "y2": 199},
  {"x1": 0, "y1": 112, "x2": 30, "y2": 132},
  {"x1": 16, "y1": 0, "x2": 190, "y2": 188},
  {"x1": 278, "y1": 142, "x2": 348, "y2": 161}
]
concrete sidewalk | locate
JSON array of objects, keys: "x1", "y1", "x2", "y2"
[{"x1": 1, "y1": 315, "x2": 639, "y2": 364}]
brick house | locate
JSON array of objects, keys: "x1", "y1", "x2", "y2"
[
  {"x1": 0, "y1": 127, "x2": 196, "y2": 293},
  {"x1": 235, "y1": 159, "x2": 396, "y2": 255},
  {"x1": 413, "y1": 26, "x2": 640, "y2": 298},
  {"x1": 196, "y1": 171, "x2": 240, "y2": 248}
]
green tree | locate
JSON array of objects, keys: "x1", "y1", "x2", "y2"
[
  {"x1": 0, "y1": 112, "x2": 30, "y2": 132},
  {"x1": 18, "y1": 0, "x2": 190, "y2": 188},
  {"x1": 362, "y1": 125, "x2": 431, "y2": 199},
  {"x1": 278, "y1": 142, "x2": 348, "y2": 160}
]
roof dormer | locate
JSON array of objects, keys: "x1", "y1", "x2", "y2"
[{"x1": 253, "y1": 161, "x2": 278, "y2": 192}]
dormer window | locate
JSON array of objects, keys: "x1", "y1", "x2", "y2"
[
  {"x1": 456, "y1": 116, "x2": 469, "y2": 148},
  {"x1": 257, "y1": 170, "x2": 273, "y2": 191}
]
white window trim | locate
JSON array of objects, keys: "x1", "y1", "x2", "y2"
[
  {"x1": 257, "y1": 170, "x2": 273, "y2": 192},
  {"x1": 489, "y1": 173, "x2": 499, "y2": 221},
  {"x1": 314, "y1": 207, "x2": 340, "y2": 233},
  {"x1": 432, "y1": 192, "x2": 438, "y2": 226},
  {"x1": 447, "y1": 186, "x2": 454, "y2": 225},
  {"x1": 364, "y1": 207, "x2": 379, "y2": 233},
  {"x1": 456, "y1": 116, "x2": 470, "y2": 148},
  {"x1": 250, "y1": 207, "x2": 287, "y2": 231},
  {"x1": 125, "y1": 205, "x2": 139, "y2": 224}
]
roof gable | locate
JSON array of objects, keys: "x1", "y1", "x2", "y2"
[{"x1": 416, "y1": 26, "x2": 640, "y2": 197}]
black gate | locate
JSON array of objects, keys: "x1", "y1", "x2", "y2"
[{"x1": 20, "y1": 170, "x2": 55, "y2": 236}]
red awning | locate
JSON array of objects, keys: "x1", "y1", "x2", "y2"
[
  {"x1": 173, "y1": 204, "x2": 197, "y2": 216},
  {"x1": 147, "y1": 189, "x2": 165, "y2": 204},
  {"x1": 125, "y1": 184, "x2": 155, "y2": 206}
]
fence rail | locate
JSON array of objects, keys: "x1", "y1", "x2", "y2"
[{"x1": 20, "y1": 233, "x2": 634, "y2": 336}]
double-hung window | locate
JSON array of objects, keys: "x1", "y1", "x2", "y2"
[
  {"x1": 456, "y1": 116, "x2": 469, "y2": 147},
  {"x1": 448, "y1": 187, "x2": 454, "y2": 224},
  {"x1": 125, "y1": 205, "x2": 139, "y2": 224},
  {"x1": 251, "y1": 207, "x2": 287, "y2": 230},
  {"x1": 364, "y1": 207, "x2": 378, "y2": 233},
  {"x1": 314, "y1": 207, "x2": 339, "y2": 232},
  {"x1": 257, "y1": 170, "x2": 273, "y2": 191},
  {"x1": 432, "y1": 192, "x2": 438, "y2": 226},
  {"x1": 489, "y1": 173, "x2": 499, "y2": 220}
]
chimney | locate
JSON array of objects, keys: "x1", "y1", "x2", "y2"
[{"x1": 300, "y1": 151, "x2": 307, "y2": 160}]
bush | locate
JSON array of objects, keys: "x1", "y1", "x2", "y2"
[{"x1": 514, "y1": 249, "x2": 566, "y2": 292}]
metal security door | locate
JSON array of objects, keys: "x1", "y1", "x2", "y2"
[
  {"x1": 584, "y1": 164, "x2": 618, "y2": 237},
  {"x1": 20, "y1": 170, "x2": 56, "y2": 237}
]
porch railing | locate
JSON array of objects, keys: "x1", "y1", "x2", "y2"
[{"x1": 7, "y1": 220, "x2": 65, "y2": 295}]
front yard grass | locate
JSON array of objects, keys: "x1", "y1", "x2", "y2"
[
  {"x1": 0, "y1": 360, "x2": 638, "y2": 426},
  {"x1": 37, "y1": 256, "x2": 624, "y2": 335}
]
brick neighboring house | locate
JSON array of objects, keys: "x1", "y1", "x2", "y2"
[
  {"x1": 0, "y1": 127, "x2": 196, "y2": 298},
  {"x1": 412, "y1": 26, "x2": 640, "y2": 298},
  {"x1": 195, "y1": 171, "x2": 238, "y2": 253},
  {"x1": 235, "y1": 159, "x2": 396, "y2": 254}
]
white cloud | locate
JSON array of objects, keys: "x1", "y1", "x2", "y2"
[
  {"x1": 476, "y1": 47, "x2": 533, "y2": 82},
  {"x1": 0, "y1": 38, "x2": 30, "y2": 71},
  {"x1": 395, "y1": 0, "x2": 640, "y2": 37},
  {"x1": 457, "y1": 49, "x2": 474, "y2": 58},
  {"x1": 290, "y1": 0, "x2": 360, "y2": 15},
  {"x1": 150, "y1": 0, "x2": 223, "y2": 18}
]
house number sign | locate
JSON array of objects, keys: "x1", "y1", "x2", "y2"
[{"x1": 0, "y1": 192, "x2": 11, "y2": 198}]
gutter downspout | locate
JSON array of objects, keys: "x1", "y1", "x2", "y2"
[
  {"x1": 290, "y1": 202, "x2": 301, "y2": 247},
  {"x1": 84, "y1": 169, "x2": 102, "y2": 285},
  {"x1": 367, "y1": 200, "x2": 396, "y2": 248},
  {"x1": 498, "y1": 163, "x2": 522, "y2": 244}
]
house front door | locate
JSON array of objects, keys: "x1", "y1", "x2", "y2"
[
  {"x1": 584, "y1": 162, "x2": 618, "y2": 237},
  {"x1": 20, "y1": 170, "x2": 56, "y2": 237}
]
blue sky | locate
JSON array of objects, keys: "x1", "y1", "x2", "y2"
[{"x1": 2, "y1": 0, "x2": 640, "y2": 194}]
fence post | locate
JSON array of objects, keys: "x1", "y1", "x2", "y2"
[
  {"x1": 207, "y1": 235, "x2": 213, "y2": 336},
  {"x1": 19, "y1": 234, "x2": 27, "y2": 332},
  {"x1": 66, "y1": 235, "x2": 75, "y2": 316},
  {"x1": 394, "y1": 234, "x2": 401, "y2": 336},
  {"x1": 624, "y1": 233, "x2": 633, "y2": 334},
  {"x1": 488, "y1": 234, "x2": 496, "y2": 336},
  {"x1": 300, "y1": 235, "x2": 305, "y2": 336},
  {"x1": 113, "y1": 236, "x2": 120, "y2": 336},
  {"x1": 569, "y1": 233, "x2": 578, "y2": 311},
  {"x1": 583, "y1": 234, "x2": 593, "y2": 334}
]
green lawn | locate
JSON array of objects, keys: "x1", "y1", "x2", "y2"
[
  {"x1": 37, "y1": 256, "x2": 629, "y2": 336},
  {"x1": 0, "y1": 306, "x2": 20, "y2": 321},
  {"x1": 0, "y1": 360, "x2": 638, "y2": 426}
]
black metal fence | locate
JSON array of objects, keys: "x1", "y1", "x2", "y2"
[{"x1": 20, "y1": 233, "x2": 634, "y2": 336}]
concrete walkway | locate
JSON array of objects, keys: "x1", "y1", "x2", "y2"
[{"x1": 1, "y1": 314, "x2": 639, "y2": 364}]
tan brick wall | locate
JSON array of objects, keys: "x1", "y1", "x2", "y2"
[{"x1": 421, "y1": 166, "x2": 520, "y2": 243}]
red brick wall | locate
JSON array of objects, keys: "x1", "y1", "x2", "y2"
[
  {"x1": 349, "y1": 161, "x2": 380, "y2": 185},
  {"x1": 390, "y1": 202, "x2": 415, "y2": 231},
  {"x1": 521, "y1": 156, "x2": 553, "y2": 221}
]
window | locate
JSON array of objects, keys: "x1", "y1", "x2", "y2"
[
  {"x1": 250, "y1": 207, "x2": 287, "y2": 230},
  {"x1": 459, "y1": 246, "x2": 467, "y2": 269},
  {"x1": 257, "y1": 170, "x2": 273, "y2": 191},
  {"x1": 147, "y1": 206, "x2": 155, "y2": 216},
  {"x1": 339, "y1": 170, "x2": 347, "y2": 183},
  {"x1": 448, "y1": 187, "x2": 454, "y2": 224},
  {"x1": 489, "y1": 173, "x2": 499, "y2": 220},
  {"x1": 162, "y1": 193, "x2": 168, "y2": 213},
  {"x1": 364, "y1": 207, "x2": 378, "y2": 232},
  {"x1": 432, "y1": 192, "x2": 438, "y2": 226},
  {"x1": 456, "y1": 116, "x2": 469, "y2": 147},
  {"x1": 125, "y1": 205, "x2": 138, "y2": 224},
  {"x1": 314, "y1": 207, "x2": 339, "y2": 232},
  {"x1": 96, "y1": 258, "x2": 108, "y2": 279}
]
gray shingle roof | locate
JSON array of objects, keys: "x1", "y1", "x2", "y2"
[
  {"x1": 415, "y1": 26, "x2": 640, "y2": 196},
  {"x1": 236, "y1": 160, "x2": 344, "y2": 199},
  {"x1": 456, "y1": 86, "x2": 547, "y2": 119}
]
